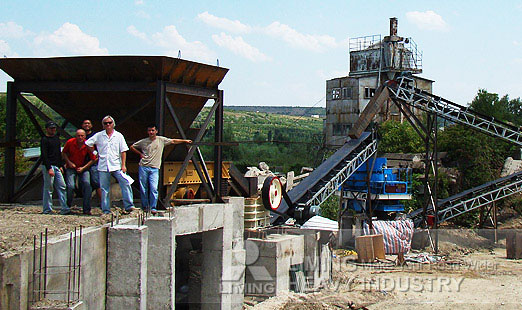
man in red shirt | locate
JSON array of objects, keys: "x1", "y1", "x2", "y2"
[{"x1": 62, "y1": 129, "x2": 96, "y2": 215}]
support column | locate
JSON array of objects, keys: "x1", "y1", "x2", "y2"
[
  {"x1": 144, "y1": 217, "x2": 175, "y2": 309},
  {"x1": 156, "y1": 81, "x2": 166, "y2": 205},
  {"x1": 201, "y1": 228, "x2": 226, "y2": 310},
  {"x1": 4, "y1": 81, "x2": 18, "y2": 202},
  {"x1": 107, "y1": 225, "x2": 148, "y2": 310},
  {"x1": 213, "y1": 90, "x2": 224, "y2": 200}
]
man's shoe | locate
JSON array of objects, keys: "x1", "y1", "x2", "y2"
[
  {"x1": 60, "y1": 211, "x2": 72, "y2": 215},
  {"x1": 151, "y1": 209, "x2": 158, "y2": 215},
  {"x1": 83, "y1": 211, "x2": 92, "y2": 215}
]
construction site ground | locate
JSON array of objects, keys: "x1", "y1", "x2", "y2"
[
  {"x1": 0, "y1": 204, "x2": 138, "y2": 257},
  {"x1": 2, "y1": 205, "x2": 522, "y2": 309},
  {"x1": 247, "y1": 215, "x2": 522, "y2": 310}
]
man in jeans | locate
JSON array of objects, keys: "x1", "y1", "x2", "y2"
[
  {"x1": 86, "y1": 116, "x2": 136, "y2": 215},
  {"x1": 40, "y1": 121, "x2": 67, "y2": 214},
  {"x1": 81, "y1": 119, "x2": 102, "y2": 204},
  {"x1": 62, "y1": 129, "x2": 96, "y2": 215},
  {"x1": 130, "y1": 125, "x2": 191, "y2": 213}
]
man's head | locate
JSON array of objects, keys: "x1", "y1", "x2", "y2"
[
  {"x1": 82, "y1": 119, "x2": 92, "y2": 132},
  {"x1": 147, "y1": 125, "x2": 158, "y2": 139},
  {"x1": 45, "y1": 121, "x2": 57, "y2": 136},
  {"x1": 102, "y1": 116, "x2": 115, "y2": 132},
  {"x1": 75, "y1": 129, "x2": 86, "y2": 144}
]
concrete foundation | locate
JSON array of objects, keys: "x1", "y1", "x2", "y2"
[
  {"x1": 264, "y1": 228, "x2": 333, "y2": 289},
  {"x1": 245, "y1": 234, "x2": 304, "y2": 296},
  {"x1": 144, "y1": 217, "x2": 175, "y2": 310},
  {"x1": 1, "y1": 198, "x2": 245, "y2": 310},
  {"x1": 107, "y1": 225, "x2": 148, "y2": 310}
]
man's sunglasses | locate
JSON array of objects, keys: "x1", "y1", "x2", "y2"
[{"x1": 103, "y1": 121, "x2": 113, "y2": 125}]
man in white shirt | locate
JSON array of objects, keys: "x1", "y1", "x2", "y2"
[{"x1": 85, "y1": 115, "x2": 136, "y2": 214}]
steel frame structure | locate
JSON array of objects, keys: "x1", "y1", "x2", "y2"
[
  {"x1": 2, "y1": 80, "x2": 225, "y2": 204},
  {"x1": 389, "y1": 76, "x2": 522, "y2": 147},
  {"x1": 438, "y1": 174, "x2": 522, "y2": 223},
  {"x1": 303, "y1": 139, "x2": 377, "y2": 211}
]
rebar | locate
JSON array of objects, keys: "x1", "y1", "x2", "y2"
[
  {"x1": 39, "y1": 232, "x2": 43, "y2": 300},
  {"x1": 32, "y1": 235, "x2": 36, "y2": 303},
  {"x1": 43, "y1": 228, "x2": 48, "y2": 298},
  {"x1": 72, "y1": 228, "x2": 77, "y2": 303},
  {"x1": 77, "y1": 225, "x2": 82, "y2": 301},
  {"x1": 67, "y1": 231, "x2": 72, "y2": 305}
]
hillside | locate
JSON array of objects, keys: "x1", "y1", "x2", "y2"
[
  {"x1": 196, "y1": 108, "x2": 325, "y2": 173},
  {"x1": 224, "y1": 106, "x2": 325, "y2": 117}
]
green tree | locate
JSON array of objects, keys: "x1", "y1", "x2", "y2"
[{"x1": 377, "y1": 120, "x2": 423, "y2": 153}]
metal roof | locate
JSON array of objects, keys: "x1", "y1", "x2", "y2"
[{"x1": 0, "y1": 56, "x2": 228, "y2": 144}]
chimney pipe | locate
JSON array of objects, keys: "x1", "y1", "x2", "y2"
[{"x1": 390, "y1": 17, "x2": 398, "y2": 36}]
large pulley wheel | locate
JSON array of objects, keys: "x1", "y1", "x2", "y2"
[{"x1": 262, "y1": 176, "x2": 283, "y2": 212}]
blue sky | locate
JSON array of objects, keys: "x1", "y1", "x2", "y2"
[{"x1": 1, "y1": 1, "x2": 521, "y2": 107}]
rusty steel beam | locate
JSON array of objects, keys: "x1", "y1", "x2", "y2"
[
  {"x1": 165, "y1": 97, "x2": 214, "y2": 198},
  {"x1": 17, "y1": 95, "x2": 73, "y2": 139},
  {"x1": 3, "y1": 82, "x2": 18, "y2": 202},
  {"x1": 14, "y1": 81, "x2": 155, "y2": 92},
  {"x1": 163, "y1": 96, "x2": 222, "y2": 206},
  {"x1": 165, "y1": 82, "x2": 218, "y2": 99},
  {"x1": 214, "y1": 90, "x2": 224, "y2": 199}
]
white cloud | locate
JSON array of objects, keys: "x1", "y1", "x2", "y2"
[
  {"x1": 406, "y1": 10, "x2": 449, "y2": 31},
  {"x1": 0, "y1": 21, "x2": 31, "y2": 38},
  {"x1": 33, "y1": 22, "x2": 108, "y2": 56},
  {"x1": 514, "y1": 40, "x2": 521, "y2": 46},
  {"x1": 198, "y1": 11, "x2": 252, "y2": 34},
  {"x1": 151, "y1": 25, "x2": 215, "y2": 62},
  {"x1": 212, "y1": 32, "x2": 270, "y2": 62},
  {"x1": 513, "y1": 58, "x2": 522, "y2": 64},
  {"x1": 262, "y1": 22, "x2": 337, "y2": 52},
  {"x1": 135, "y1": 0, "x2": 144, "y2": 5},
  {"x1": 127, "y1": 25, "x2": 148, "y2": 41},
  {"x1": 135, "y1": 10, "x2": 150, "y2": 19},
  {"x1": 0, "y1": 40, "x2": 19, "y2": 57}
]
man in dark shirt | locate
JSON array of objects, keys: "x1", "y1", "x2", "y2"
[
  {"x1": 62, "y1": 129, "x2": 96, "y2": 215},
  {"x1": 82, "y1": 119, "x2": 101, "y2": 203},
  {"x1": 40, "y1": 121, "x2": 67, "y2": 214}
]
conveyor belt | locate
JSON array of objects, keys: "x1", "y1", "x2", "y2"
[
  {"x1": 408, "y1": 171, "x2": 522, "y2": 225},
  {"x1": 388, "y1": 76, "x2": 522, "y2": 147},
  {"x1": 272, "y1": 132, "x2": 377, "y2": 224}
]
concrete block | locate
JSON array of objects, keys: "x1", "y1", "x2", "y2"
[
  {"x1": 144, "y1": 217, "x2": 175, "y2": 310},
  {"x1": 200, "y1": 204, "x2": 225, "y2": 231},
  {"x1": 245, "y1": 234, "x2": 304, "y2": 297},
  {"x1": 107, "y1": 225, "x2": 148, "y2": 310},
  {"x1": 106, "y1": 296, "x2": 145, "y2": 309},
  {"x1": 203, "y1": 228, "x2": 225, "y2": 252},
  {"x1": 173, "y1": 206, "x2": 200, "y2": 235}
]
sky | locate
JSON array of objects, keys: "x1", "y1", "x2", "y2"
[{"x1": 1, "y1": 0, "x2": 521, "y2": 108}]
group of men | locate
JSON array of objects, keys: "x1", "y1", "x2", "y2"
[{"x1": 40, "y1": 116, "x2": 191, "y2": 215}]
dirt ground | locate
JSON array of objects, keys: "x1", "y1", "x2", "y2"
[
  {"x1": 247, "y1": 227, "x2": 522, "y2": 310},
  {"x1": 0, "y1": 204, "x2": 140, "y2": 257}
]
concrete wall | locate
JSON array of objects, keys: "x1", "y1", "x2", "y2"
[
  {"x1": 0, "y1": 225, "x2": 108, "y2": 310},
  {"x1": 1, "y1": 200, "x2": 245, "y2": 310}
]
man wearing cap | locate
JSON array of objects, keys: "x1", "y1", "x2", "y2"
[
  {"x1": 62, "y1": 129, "x2": 96, "y2": 215},
  {"x1": 85, "y1": 116, "x2": 136, "y2": 214},
  {"x1": 130, "y1": 124, "x2": 191, "y2": 213},
  {"x1": 40, "y1": 121, "x2": 67, "y2": 214}
]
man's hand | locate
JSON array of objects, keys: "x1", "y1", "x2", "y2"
[
  {"x1": 121, "y1": 164, "x2": 127, "y2": 173},
  {"x1": 48, "y1": 168, "x2": 55, "y2": 177},
  {"x1": 185, "y1": 139, "x2": 192, "y2": 144},
  {"x1": 69, "y1": 162, "x2": 77, "y2": 169},
  {"x1": 77, "y1": 166, "x2": 86, "y2": 173}
]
